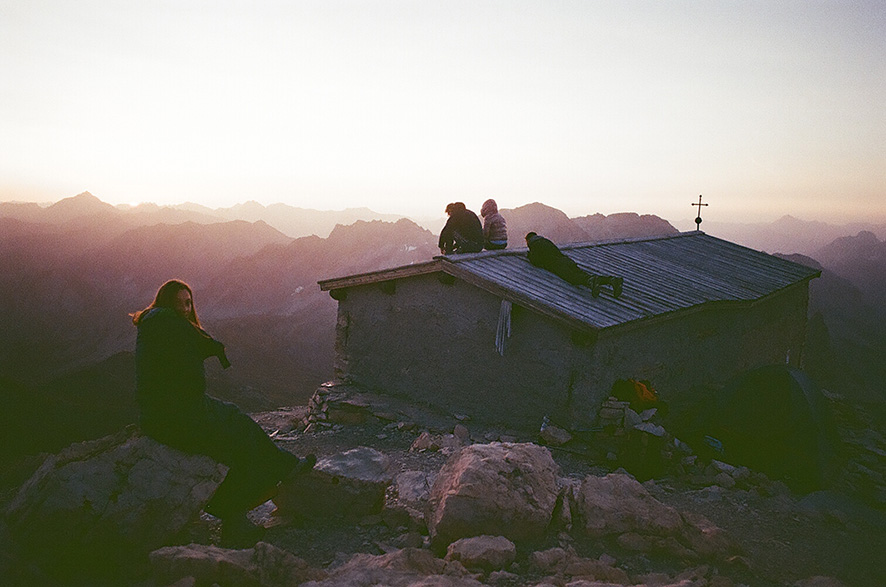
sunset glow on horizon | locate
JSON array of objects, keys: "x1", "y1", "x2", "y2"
[{"x1": 2, "y1": 1, "x2": 884, "y2": 225}]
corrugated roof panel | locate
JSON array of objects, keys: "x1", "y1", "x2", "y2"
[
  {"x1": 448, "y1": 232, "x2": 819, "y2": 331},
  {"x1": 318, "y1": 232, "x2": 820, "y2": 332}
]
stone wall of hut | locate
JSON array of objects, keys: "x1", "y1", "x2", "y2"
[
  {"x1": 330, "y1": 272, "x2": 811, "y2": 431},
  {"x1": 575, "y1": 283, "x2": 812, "y2": 421}
]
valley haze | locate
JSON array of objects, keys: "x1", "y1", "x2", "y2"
[
  {"x1": 2, "y1": 190, "x2": 886, "y2": 584},
  {"x1": 0, "y1": 192, "x2": 882, "y2": 456}
]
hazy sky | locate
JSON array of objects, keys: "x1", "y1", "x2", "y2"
[{"x1": 2, "y1": 0, "x2": 884, "y2": 224}]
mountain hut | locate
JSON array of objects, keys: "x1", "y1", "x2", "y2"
[{"x1": 317, "y1": 232, "x2": 821, "y2": 430}]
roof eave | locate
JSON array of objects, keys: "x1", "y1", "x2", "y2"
[{"x1": 318, "y1": 259, "x2": 444, "y2": 292}]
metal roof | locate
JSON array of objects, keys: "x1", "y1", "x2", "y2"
[{"x1": 318, "y1": 232, "x2": 821, "y2": 333}]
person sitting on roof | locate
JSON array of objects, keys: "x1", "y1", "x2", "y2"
[
  {"x1": 525, "y1": 232, "x2": 623, "y2": 298},
  {"x1": 439, "y1": 202, "x2": 484, "y2": 255},
  {"x1": 480, "y1": 198, "x2": 508, "y2": 250}
]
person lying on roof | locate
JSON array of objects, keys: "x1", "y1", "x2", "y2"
[{"x1": 525, "y1": 232, "x2": 623, "y2": 298}]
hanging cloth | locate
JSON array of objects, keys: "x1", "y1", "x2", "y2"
[{"x1": 495, "y1": 299, "x2": 512, "y2": 356}]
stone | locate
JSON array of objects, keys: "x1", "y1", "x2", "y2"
[
  {"x1": 574, "y1": 474, "x2": 737, "y2": 561},
  {"x1": 150, "y1": 541, "x2": 325, "y2": 587},
  {"x1": 272, "y1": 446, "x2": 393, "y2": 520},
  {"x1": 632, "y1": 571, "x2": 673, "y2": 585},
  {"x1": 793, "y1": 577, "x2": 849, "y2": 587},
  {"x1": 714, "y1": 472, "x2": 737, "y2": 489},
  {"x1": 561, "y1": 556, "x2": 632, "y2": 584},
  {"x1": 454, "y1": 424, "x2": 471, "y2": 443},
  {"x1": 301, "y1": 548, "x2": 484, "y2": 587},
  {"x1": 395, "y1": 470, "x2": 435, "y2": 509},
  {"x1": 445, "y1": 535, "x2": 517, "y2": 572},
  {"x1": 574, "y1": 473, "x2": 684, "y2": 538},
  {"x1": 326, "y1": 404, "x2": 369, "y2": 425},
  {"x1": 733, "y1": 466, "x2": 752, "y2": 482},
  {"x1": 706, "y1": 460, "x2": 738, "y2": 476},
  {"x1": 540, "y1": 424, "x2": 574, "y2": 446},
  {"x1": 383, "y1": 470, "x2": 435, "y2": 529},
  {"x1": 487, "y1": 570, "x2": 520, "y2": 585},
  {"x1": 633, "y1": 422, "x2": 667, "y2": 437},
  {"x1": 392, "y1": 531, "x2": 425, "y2": 549},
  {"x1": 616, "y1": 532, "x2": 696, "y2": 560},
  {"x1": 427, "y1": 443, "x2": 560, "y2": 548},
  {"x1": 411, "y1": 431, "x2": 434, "y2": 451},
  {"x1": 624, "y1": 408, "x2": 643, "y2": 428},
  {"x1": 527, "y1": 547, "x2": 630, "y2": 585},
  {"x1": 4, "y1": 426, "x2": 226, "y2": 569},
  {"x1": 598, "y1": 408, "x2": 624, "y2": 421},
  {"x1": 529, "y1": 547, "x2": 569, "y2": 572},
  {"x1": 438, "y1": 433, "x2": 463, "y2": 451},
  {"x1": 679, "y1": 511, "x2": 740, "y2": 559}
]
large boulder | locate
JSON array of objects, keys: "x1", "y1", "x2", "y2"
[
  {"x1": 301, "y1": 547, "x2": 484, "y2": 587},
  {"x1": 150, "y1": 541, "x2": 325, "y2": 586},
  {"x1": 272, "y1": 446, "x2": 394, "y2": 520},
  {"x1": 570, "y1": 473, "x2": 739, "y2": 560},
  {"x1": 574, "y1": 473, "x2": 684, "y2": 537},
  {"x1": 445, "y1": 535, "x2": 517, "y2": 572},
  {"x1": 382, "y1": 469, "x2": 437, "y2": 530},
  {"x1": 426, "y1": 442, "x2": 560, "y2": 548},
  {"x1": 3, "y1": 425, "x2": 226, "y2": 578}
]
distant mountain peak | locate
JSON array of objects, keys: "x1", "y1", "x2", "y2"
[
  {"x1": 47, "y1": 191, "x2": 117, "y2": 218},
  {"x1": 229, "y1": 201, "x2": 267, "y2": 212}
]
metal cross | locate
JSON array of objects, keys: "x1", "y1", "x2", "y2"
[{"x1": 691, "y1": 194, "x2": 708, "y2": 231}]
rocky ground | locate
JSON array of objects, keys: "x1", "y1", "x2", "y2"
[
  {"x1": 256, "y1": 405, "x2": 886, "y2": 587},
  {"x1": 3, "y1": 385, "x2": 886, "y2": 586}
]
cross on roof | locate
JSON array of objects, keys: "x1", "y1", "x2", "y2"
[{"x1": 692, "y1": 194, "x2": 708, "y2": 231}]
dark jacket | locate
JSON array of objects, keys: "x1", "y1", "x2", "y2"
[
  {"x1": 439, "y1": 208, "x2": 483, "y2": 253},
  {"x1": 526, "y1": 234, "x2": 589, "y2": 287},
  {"x1": 135, "y1": 307, "x2": 228, "y2": 430}
]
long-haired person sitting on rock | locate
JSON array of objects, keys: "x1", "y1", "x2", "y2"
[{"x1": 132, "y1": 279, "x2": 314, "y2": 547}]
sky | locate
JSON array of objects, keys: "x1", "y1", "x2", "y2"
[{"x1": 1, "y1": 0, "x2": 885, "y2": 225}]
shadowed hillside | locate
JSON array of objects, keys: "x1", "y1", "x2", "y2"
[
  {"x1": 700, "y1": 215, "x2": 886, "y2": 257},
  {"x1": 2, "y1": 194, "x2": 884, "y2": 495}
]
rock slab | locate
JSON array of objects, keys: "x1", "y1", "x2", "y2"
[
  {"x1": 445, "y1": 535, "x2": 517, "y2": 572},
  {"x1": 301, "y1": 547, "x2": 484, "y2": 587},
  {"x1": 4, "y1": 426, "x2": 225, "y2": 560},
  {"x1": 150, "y1": 541, "x2": 325, "y2": 587},
  {"x1": 571, "y1": 472, "x2": 739, "y2": 560},
  {"x1": 427, "y1": 442, "x2": 560, "y2": 548},
  {"x1": 273, "y1": 445, "x2": 394, "y2": 520}
]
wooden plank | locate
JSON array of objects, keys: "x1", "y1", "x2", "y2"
[
  {"x1": 318, "y1": 260, "x2": 442, "y2": 291},
  {"x1": 443, "y1": 263, "x2": 600, "y2": 335}
]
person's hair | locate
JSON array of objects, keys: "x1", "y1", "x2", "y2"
[
  {"x1": 131, "y1": 279, "x2": 201, "y2": 327},
  {"x1": 480, "y1": 199, "x2": 498, "y2": 217},
  {"x1": 525, "y1": 231, "x2": 538, "y2": 241},
  {"x1": 444, "y1": 202, "x2": 466, "y2": 215}
]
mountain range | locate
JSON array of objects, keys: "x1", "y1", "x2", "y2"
[
  {"x1": 1, "y1": 191, "x2": 884, "y2": 483},
  {"x1": 0, "y1": 192, "x2": 410, "y2": 239}
]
